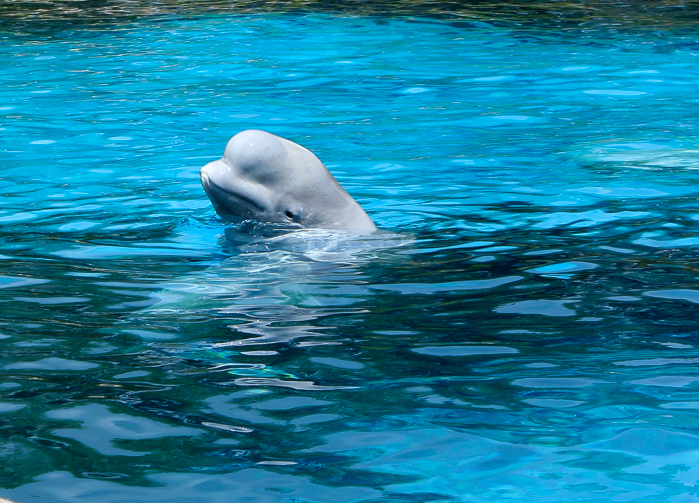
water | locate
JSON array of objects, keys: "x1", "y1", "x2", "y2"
[{"x1": 2, "y1": 5, "x2": 699, "y2": 502}]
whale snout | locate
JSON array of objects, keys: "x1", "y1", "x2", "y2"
[
  {"x1": 200, "y1": 162, "x2": 228, "y2": 217},
  {"x1": 199, "y1": 162, "x2": 220, "y2": 206},
  {"x1": 200, "y1": 168, "x2": 210, "y2": 188}
]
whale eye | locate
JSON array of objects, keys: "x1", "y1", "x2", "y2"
[{"x1": 285, "y1": 210, "x2": 295, "y2": 220}]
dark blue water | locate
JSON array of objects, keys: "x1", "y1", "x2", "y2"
[{"x1": 2, "y1": 8, "x2": 699, "y2": 502}]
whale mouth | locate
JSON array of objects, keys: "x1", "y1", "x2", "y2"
[{"x1": 203, "y1": 175, "x2": 266, "y2": 213}]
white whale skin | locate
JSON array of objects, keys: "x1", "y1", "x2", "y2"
[{"x1": 200, "y1": 129, "x2": 376, "y2": 232}]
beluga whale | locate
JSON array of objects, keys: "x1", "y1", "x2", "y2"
[{"x1": 200, "y1": 130, "x2": 377, "y2": 232}]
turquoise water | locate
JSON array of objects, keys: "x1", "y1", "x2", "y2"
[{"x1": 2, "y1": 8, "x2": 699, "y2": 502}]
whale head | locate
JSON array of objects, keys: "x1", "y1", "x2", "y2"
[{"x1": 200, "y1": 130, "x2": 376, "y2": 232}]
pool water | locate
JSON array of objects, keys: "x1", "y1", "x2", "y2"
[{"x1": 2, "y1": 6, "x2": 699, "y2": 502}]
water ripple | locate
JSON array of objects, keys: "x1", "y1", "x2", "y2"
[{"x1": 2, "y1": 9, "x2": 699, "y2": 503}]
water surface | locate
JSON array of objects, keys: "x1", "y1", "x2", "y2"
[{"x1": 2, "y1": 7, "x2": 699, "y2": 503}]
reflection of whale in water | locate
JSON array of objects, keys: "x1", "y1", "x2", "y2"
[
  {"x1": 200, "y1": 130, "x2": 376, "y2": 232},
  {"x1": 146, "y1": 225, "x2": 411, "y2": 325},
  {"x1": 135, "y1": 226, "x2": 411, "y2": 381}
]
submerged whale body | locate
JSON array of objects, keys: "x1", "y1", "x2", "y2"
[{"x1": 200, "y1": 130, "x2": 377, "y2": 232}]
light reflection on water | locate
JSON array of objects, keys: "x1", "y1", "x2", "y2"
[{"x1": 2, "y1": 7, "x2": 699, "y2": 503}]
